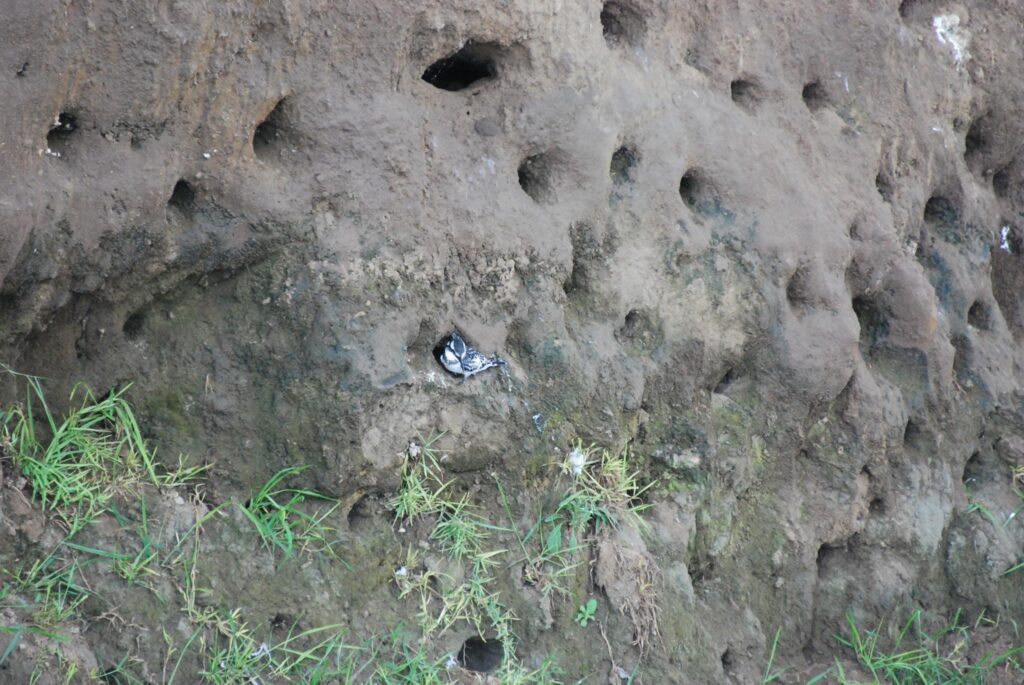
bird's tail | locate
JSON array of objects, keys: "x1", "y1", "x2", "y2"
[{"x1": 492, "y1": 355, "x2": 507, "y2": 365}]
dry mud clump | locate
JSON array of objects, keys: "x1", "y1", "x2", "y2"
[{"x1": 2, "y1": 0, "x2": 1024, "y2": 682}]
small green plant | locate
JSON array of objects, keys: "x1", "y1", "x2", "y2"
[
  {"x1": 112, "y1": 504, "x2": 160, "y2": 586},
  {"x1": 762, "y1": 627, "x2": 788, "y2": 683},
  {"x1": 0, "y1": 371, "x2": 206, "y2": 526},
  {"x1": 239, "y1": 465, "x2": 341, "y2": 562},
  {"x1": 430, "y1": 495, "x2": 487, "y2": 561},
  {"x1": 62, "y1": 497, "x2": 162, "y2": 590},
  {"x1": 824, "y1": 609, "x2": 1024, "y2": 685},
  {"x1": 575, "y1": 598, "x2": 598, "y2": 627},
  {"x1": 197, "y1": 608, "x2": 357, "y2": 684},
  {"x1": 496, "y1": 480, "x2": 580, "y2": 598},
  {"x1": 2, "y1": 545, "x2": 90, "y2": 628},
  {"x1": 93, "y1": 655, "x2": 147, "y2": 685},
  {"x1": 389, "y1": 434, "x2": 450, "y2": 522},
  {"x1": 560, "y1": 441, "x2": 654, "y2": 533}
]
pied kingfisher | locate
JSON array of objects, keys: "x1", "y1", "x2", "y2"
[{"x1": 438, "y1": 332, "x2": 507, "y2": 379}]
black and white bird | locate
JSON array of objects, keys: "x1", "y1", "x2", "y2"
[{"x1": 438, "y1": 331, "x2": 507, "y2": 379}]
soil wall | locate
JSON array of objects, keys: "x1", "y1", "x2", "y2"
[{"x1": 2, "y1": 0, "x2": 1024, "y2": 682}]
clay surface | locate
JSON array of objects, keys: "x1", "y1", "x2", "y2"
[{"x1": 2, "y1": 0, "x2": 1024, "y2": 682}]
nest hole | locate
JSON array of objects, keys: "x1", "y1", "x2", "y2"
[
  {"x1": 518, "y1": 152, "x2": 556, "y2": 204},
  {"x1": 869, "y1": 497, "x2": 887, "y2": 515},
  {"x1": 815, "y1": 542, "x2": 842, "y2": 575},
  {"x1": 610, "y1": 145, "x2": 638, "y2": 185},
  {"x1": 253, "y1": 98, "x2": 290, "y2": 160},
  {"x1": 347, "y1": 493, "x2": 380, "y2": 532},
  {"x1": 964, "y1": 115, "x2": 990, "y2": 166},
  {"x1": 122, "y1": 311, "x2": 146, "y2": 340},
  {"x1": 962, "y1": 451, "x2": 985, "y2": 485},
  {"x1": 968, "y1": 300, "x2": 992, "y2": 331},
  {"x1": 730, "y1": 78, "x2": 762, "y2": 112},
  {"x1": 623, "y1": 308, "x2": 641, "y2": 332},
  {"x1": 875, "y1": 172, "x2": 894, "y2": 204},
  {"x1": 903, "y1": 419, "x2": 922, "y2": 449},
  {"x1": 46, "y1": 111, "x2": 78, "y2": 157},
  {"x1": 168, "y1": 180, "x2": 196, "y2": 214},
  {"x1": 713, "y1": 367, "x2": 737, "y2": 394},
  {"x1": 848, "y1": 222, "x2": 866, "y2": 245},
  {"x1": 801, "y1": 81, "x2": 828, "y2": 112},
  {"x1": 852, "y1": 295, "x2": 888, "y2": 353},
  {"x1": 600, "y1": 1, "x2": 645, "y2": 48},
  {"x1": 459, "y1": 636, "x2": 503, "y2": 673},
  {"x1": 678, "y1": 168, "x2": 719, "y2": 215},
  {"x1": 924, "y1": 195, "x2": 959, "y2": 227},
  {"x1": 422, "y1": 42, "x2": 499, "y2": 91},
  {"x1": 786, "y1": 265, "x2": 813, "y2": 313}
]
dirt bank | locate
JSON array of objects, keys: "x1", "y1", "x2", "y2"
[{"x1": 2, "y1": 0, "x2": 1024, "y2": 682}]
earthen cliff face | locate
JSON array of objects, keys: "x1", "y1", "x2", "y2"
[{"x1": 2, "y1": 0, "x2": 1024, "y2": 681}]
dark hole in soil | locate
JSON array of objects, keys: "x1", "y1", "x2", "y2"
[
  {"x1": 875, "y1": 173, "x2": 894, "y2": 203},
  {"x1": 786, "y1": 266, "x2": 812, "y2": 312},
  {"x1": 122, "y1": 311, "x2": 145, "y2": 340},
  {"x1": 852, "y1": 295, "x2": 888, "y2": 352},
  {"x1": 899, "y1": 0, "x2": 918, "y2": 19},
  {"x1": 903, "y1": 419, "x2": 922, "y2": 449},
  {"x1": 270, "y1": 613, "x2": 297, "y2": 631},
  {"x1": 622, "y1": 309, "x2": 641, "y2": 334},
  {"x1": 721, "y1": 648, "x2": 735, "y2": 672},
  {"x1": 689, "y1": 556, "x2": 715, "y2": 587},
  {"x1": 347, "y1": 493, "x2": 378, "y2": 531},
  {"x1": 518, "y1": 152, "x2": 555, "y2": 204},
  {"x1": 563, "y1": 259, "x2": 589, "y2": 296},
  {"x1": 730, "y1": 78, "x2": 761, "y2": 111},
  {"x1": 459, "y1": 636, "x2": 503, "y2": 672},
  {"x1": 968, "y1": 301, "x2": 992, "y2": 330},
  {"x1": 421, "y1": 42, "x2": 499, "y2": 91},
  {"x1": 962, "y1": 450, "x2": 984, "y2": 485},
  {"x1": 678, "y1": 168, "x2": 719, "y2": 214},
  {"x1": 802, "y1": 81, "x2": 828, "y2": 112},
  {"x1": 600, "y1": 1, "x2": 645, "y2": 48},
  {"x1": 610, "y1": 145, "x2": 638, "y2": 184},
  {"x1": 924, "y1": 195, "x2": 958, "y2": 227},
  {"x1": 993, "y1": 166, "x2": 1011, "y2": 198},
  {"x1": 869, "y1": 497, "x2": 887, "y2": 515},
  {"x1": 816, "y1": 542, "x2": 841, "y2": 574},
  {"x1": 168, "y1": 180, "x2": 196, "y2": 213},
  {"x1": 965, "y1": 116, "x2": 989, "y2": 163},
  {"x1": 253, "y1": 98, "x2": 288, "y2": 159},
  {"x1": 713, "y1": 367, "x2": 736, "y2": 394},
  {"x1": 97, "y1": 664, "x2": 134, "y2": 684},
  {"x1": 193, "y1": 488, "x2": 220, "y2": 510},
  {"x1": 47, "y1": 111, "x2": 78, "y2": 156}
]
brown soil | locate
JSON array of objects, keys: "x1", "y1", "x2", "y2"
[{"x1": 3, "y1": 0, "x2": 1024, "y2": 682}]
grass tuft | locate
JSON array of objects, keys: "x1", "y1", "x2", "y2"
[
  {"x1": 239, "y1": 465, "x2": 342, "y2": 562},
  {"x1": 1, "y1": 371, "x2": 206, "y2": 527},
  {"x1": 824, "y1": 609, "x2": 1024, "y2": 684}
]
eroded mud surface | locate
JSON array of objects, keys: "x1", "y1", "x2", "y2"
[{"x1": 3, "y1": 0, "x2": 1024, "y2": 682}]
